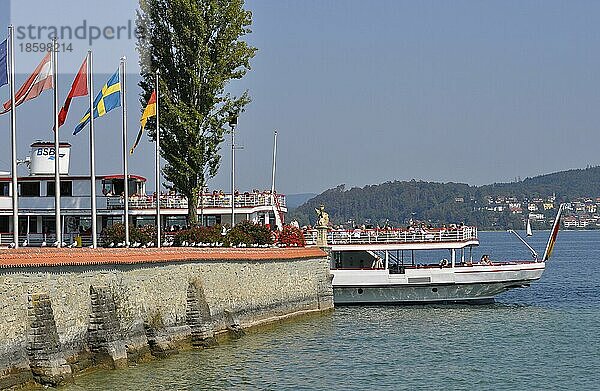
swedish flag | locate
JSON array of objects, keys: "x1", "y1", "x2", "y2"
[{"x1": 73, "y1": 69, "x2": 121, "y2": 135}]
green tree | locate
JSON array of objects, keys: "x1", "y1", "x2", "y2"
[{"x1": 137, "y1": 0, "x2": 257, "y2": 225}]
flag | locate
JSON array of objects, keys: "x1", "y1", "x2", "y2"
[
  {"x1": 130, "y1": 89, "x2": 156, "y2": 154},
  {"x1": 73, "y1": 69, "x2": 121, "y2": 135},
  {"x1": 57, "y1": 57, "x2": 88, "y2": 129},
  {"x1": 542, "y1": 204, "x2": 564, "y2": 261},
  {"x1": 1, "y1": 51, "x2": 52, "y2": 114},
  {"x1": 0, "y1": 39, "x2": 7, "y2": 87}
]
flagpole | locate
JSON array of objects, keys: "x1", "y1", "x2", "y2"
[
  {"x1": 155, "y1": 69, "x2": 161, "y2": 248},
  {"x1": 8, "y1": 26, "x2": 18, "y2": 248},
  {"x1": 120, "y1": 57, "x2": 130, "y2": 246},
  {"x1": 52, "y1": 38, "x2": 62, "y2": 247},
  {"x1": 271, "y1": 129, "x2": 278, "y2": 194},
  {"x1": 88, "y1": 50, "x2": 97, "y2": 248}
]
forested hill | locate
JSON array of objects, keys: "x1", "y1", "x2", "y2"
[
  {"x1": 289, "y1": 166, "x2": 600, "y2": 229},
  {"x1": 478, "y1": 166, "x2": 600, "y2": 199}
]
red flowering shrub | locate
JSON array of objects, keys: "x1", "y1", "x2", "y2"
[{"x1": 277, "y1": 225, "x2": 306, "y2": 247}]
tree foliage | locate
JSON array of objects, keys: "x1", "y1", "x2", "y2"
[{"x1": 137, "y1": 0, "x2": 257, "y2": 225}]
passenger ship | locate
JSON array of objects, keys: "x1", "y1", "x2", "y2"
[
  {"x1": 305, "y1": 207, "x2": 563, "y2": 304},
  {"x1": 0, "y1": 142, "x2": 287, "y2": 246}
]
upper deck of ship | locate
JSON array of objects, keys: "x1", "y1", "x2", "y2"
[
  {"x1": 0, "y1": 173, "x2": 286, "y2": 214},
  {"x1": 304, "y1": 226, "x2": 479, "y2": 251}
]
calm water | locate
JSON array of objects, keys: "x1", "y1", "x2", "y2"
[{"x1": 65, "y1": 231, "x2": 599, "y2": 390}]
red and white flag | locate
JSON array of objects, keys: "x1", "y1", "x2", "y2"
[{"x1": 1, "y1": 51, "x2": 53, "y2": 114}]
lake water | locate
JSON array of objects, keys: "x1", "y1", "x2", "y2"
[{"x1": 65, "y1": 231, "x2": 599, "y2": 390}]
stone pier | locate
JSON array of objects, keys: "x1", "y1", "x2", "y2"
[{"x1": 0, "y1": 247, "x2": 333, "y2": 389}]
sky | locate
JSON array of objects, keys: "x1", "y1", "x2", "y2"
[{"x1": 1, "y1": 0, "x2": 600, "y2": 194}]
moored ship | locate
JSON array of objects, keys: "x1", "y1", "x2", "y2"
[
  {"x1": 304, "y1": 206, "x2": 563, "y2": 304},
  {"x1": 0, "y1": 141, "x2": 287, "y2": 247}
]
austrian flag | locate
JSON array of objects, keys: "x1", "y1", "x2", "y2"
[
  {"x1": 57, "y1": 57, "x2": 88, "y2": 128},
  {"x1": 1, "y1": 52, "x2": 53, "y2": 114}
]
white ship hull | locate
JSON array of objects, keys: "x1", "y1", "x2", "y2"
[{"x1": 332, "y1": 262, "x2": 545, "y2": 304}]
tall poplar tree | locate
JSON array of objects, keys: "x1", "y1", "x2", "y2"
[{"x1": 137, "y1": 0, "x2": 256, "y2": 225}]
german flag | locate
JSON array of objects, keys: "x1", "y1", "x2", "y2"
[
  {"x1": 542, "y1": 204, "x2": 564, "y2": 261},
  {"x1": 130, "y1": 90, "x2": 156, "y2": 154}
]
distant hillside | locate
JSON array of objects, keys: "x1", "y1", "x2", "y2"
[
  {"x1": 285, "y1": 193, "x2": 318, "y2": 210},
  {"x1": 478, "y1": 166, "x2": 600, "y2": 198},
  {"x1": 289, "y1": 166, "x2": 600, "y2": 230}
]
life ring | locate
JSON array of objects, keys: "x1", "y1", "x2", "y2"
[{"x1": 439, "y1": 258, "x2": 449, "y2": 267}]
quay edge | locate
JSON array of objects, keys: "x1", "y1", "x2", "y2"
[{"x1": 0, "y1": 247, "x2": 333, "y2": 389}]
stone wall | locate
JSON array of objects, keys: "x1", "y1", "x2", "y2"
[{"x1": 0, "y1": 249, "x2": 333, "y2": 389}]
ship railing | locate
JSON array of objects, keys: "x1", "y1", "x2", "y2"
[
  {"x1": 304, "y1": 226, "x2": 478, "y2": 246},
  {"x1": 0, "y1": 232, "x2": 96, "y2": 247},
  {"x1": 106, "y1": 193, "x2": 286, "y2": 210},
  {"x1": 0, "y1": 233, "x2": 15, "y2": 246}
]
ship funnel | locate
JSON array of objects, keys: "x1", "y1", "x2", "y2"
[{"x1": 29, "y1": 141, "x2": 71, "y2": 176}]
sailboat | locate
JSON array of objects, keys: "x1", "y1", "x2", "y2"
[{"x1": 526, "y1": 218, "x2": 533, "y2": 236}]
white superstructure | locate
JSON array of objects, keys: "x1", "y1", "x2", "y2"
[
  {"x1": 0, "y1": 142, "x2": 286, "y2": 246},
  {"x1": 28, "y1": 141, "x2": 71, "y2": 175}
]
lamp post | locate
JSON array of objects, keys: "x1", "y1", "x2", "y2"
[{"x1": 229, "y1": 113, "x2": 238, "y2": 227}]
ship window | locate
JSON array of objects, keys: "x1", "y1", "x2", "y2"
[
  {"x1": 135, "y1": 216, "x2": 156, "y2": 228},
  {"x1": 19, "y1": 182, "x2": 40, "y2": 197},
  {"x1": 102, "y1": 182, "x2": 114, "y2": 196},
  {"x1": 0, "y1": 216, "x2": 8, "y2": 232},
  {"x1": 166, "y1": 215, "x2": 187, "y2": 230},
  {"x1": 0, "y1": 183, "x2": 9, "y2": 196},
  {"x1": 29, "y1": 217, "x2": 38, "y2": 234},
  {"x1": 42, "y1": 216, "x2": 56, "y2": 234},
  {"x1": 19, "y1": 216, "x2": 39, "y2": 234},
  {"x1": 47, "y1": 181, "x2": 73, "y2": 197},
  {"x1": 18, "y1": 216, "x2": 27, "y2": 235},
  {"x1": 65, "y1": 216, "x2": 91, "y2": 234},
  {"x1": 112, "y1": 180, "x2": 125, "y2": 196},
  {"x1": 102, "y1": 216, "x2": 122, "y2": 229},
  {"x1": 204, "y1": 215, "x2": 221, "y2": 227}
]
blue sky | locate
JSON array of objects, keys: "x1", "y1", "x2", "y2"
[{"x1": 1, "y1": 1, "x2": 600, "y2": 194}]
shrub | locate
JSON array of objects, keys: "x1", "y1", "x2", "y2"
[
  {"x1": 132, "y1": 224, "x2": 157, "y2": 244},
  {"x1": 220, "y1": 221, "x2": 274, "y2": 247},
  {"x1": 224, "y1": 226, "x2": 254, "y2": 247},
  {"x1": 233, "y1": 220, "x2": 273, "y2": 245},
  {"x1": 173, "y1": 225, "x2": 222, "y2": 246},
  {"x1": 277, "y1": 225, "x2": 306, "y2": 247},
  {"x1": 102, "y1": 223, "x2": 162, "y2": 246},
  {"x1": 102, "y1": 223, "x2": 126, "y2": 245}
]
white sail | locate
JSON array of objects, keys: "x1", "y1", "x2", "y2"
[{"x1": 526, "y1": 218, "x2": 533, "y2": 236}]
